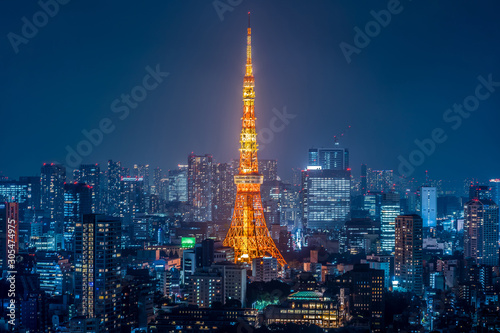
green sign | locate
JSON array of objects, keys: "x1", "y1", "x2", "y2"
[{"x1": 181, "y1": 237, "x2": 196, "y2": 249}]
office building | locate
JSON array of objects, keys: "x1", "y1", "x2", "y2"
[
  {"x1": 302, "y1": 168, "x2": 351, "y2": 230},
  {"x1": 168, "y1": 165, "x2": 188, "y2": 202},
  {"x1": 488, "y1": 179, "x2": 500, "y2": 204},
  {"x1": 344, "y1": 218, "x2": 379, "y2": 255},
  {"x1": 368, "y1": 169, "x2": 394, "y2": 192},
  {"x1": 421, "y1": 187, "x2": 437, "y2": 228},
  {"x1": 119, "y1": 177, "x2": 145, "y2": 223},
  {"x1": 394, "y1": 215, "x2": 423, "y2": 295},
  {"x1": 308, "y1": 143, "x2": 349, "y2": 171},
  {"x1": 380, "y1": 192, "x2": 400, "y2": 254},
  {"x1": 133, "y1": 164, "x2": 150, "y2": 195},
  {"x1": 63, "y1": 183, "x2": 92, "y2": 251}
]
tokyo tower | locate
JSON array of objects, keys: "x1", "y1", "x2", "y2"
[{"x1": 223, "y1": 13, "x2": 286, "y2": 268}]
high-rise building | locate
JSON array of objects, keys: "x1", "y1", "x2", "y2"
[
  {"x1": 0, "y1": 177, "x2": 40, "y2": 221},
  {"x1": 394, "y1": 215, "x2": 423, "y2": 295},
  {"x1": 74, "y1": 214, "x2": 121, "y2": 332},
  {"x1": 344, "y1": 218, "x2": 379, "y2": 255},
  {"x1": 188, "y1": 154, "x2": 213, "y2": 222},
  {"x1": 40, "y1": 163, "x2": 66, "y2": 242},
  {"x1": 469, "y1": 185, "x2": 491, "y2": 201},
  {"x1": 106, "y1": 160, "x2": 122, "y2": 217},
  {"x1": 212, "y1": 163, "x2": 236, "y2": 224},
  {"x1": 488, "y1": 179, "x2": 500, "y2": 204},
  {"x1": 79, "y1": 164, "x2": 101, "y2": 213},
  {"x1": 464, "y1": 199, "x2": 499, "y2": 266},
  {"x1": 380, "y1": 192, "x2": 400, "y2": 255},
  {"x1": 302, "y1": 168, "x2": 351, "y2": 230},
  {"x1": 119, "y1": 177, "x2": 145, "y2": 223},
  {"x1": 421, "y1": 187, "x2": 437, "y2": 228},
  {"x1": 223, "y1": 15, "x2": 285, "y2": 267},
  {"x1": 168, "y1": 165, "x2": 188, "y2": 202},
  {"x1": 133, "y1": 164, "x2": 150, "y2": 195},
  {"x1": 153, "y1": 167, "x2": 163, "y2": 196},
  {"x1": 0, "y1": 202, "x2": 18, "y2": 271},
  {"x1": 258, "y1": 159, "x2": 278, "y2": 182},
  {"x1": 63, "y1": 183, "x2": 92, "y2": 251},
  {"x1": 212, "y1": 263, "x2": 247, "y2": 307},
  {"x1": 360, "y1": 164, "x2": 367, "y2": 194},
  {"x1": 368, "y1": 170, "x2": 394, "y2": 192},
  {"x1": 363, "y1": 192, "x2": 382, "y2": 221},
  {"x1": 308, "y1": 143, "x2": 349, "y2": 171},
  {"x1": 338, "y1": 264, "x2": 385, "y2": 332}
]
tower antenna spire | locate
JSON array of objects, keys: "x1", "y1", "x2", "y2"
[{"x1": 223, "y1": 14, "x2": 286, "y2": 268}]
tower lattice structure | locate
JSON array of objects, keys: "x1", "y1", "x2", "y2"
[{"x1": 223, "y1": 13, "x2": 286, "y2": 268}]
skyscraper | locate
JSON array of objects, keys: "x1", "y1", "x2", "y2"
[
  {"x1": 153, "y1": 167, "x2": 163, "y2": 196},
  {"x1": 302, "y1": 168, "x2": 351, "y2": 230},
  {"x1": 133, "y1": 164, "x2": 150, "y2": 195},
  {"x1": 360, "y1": 164, "x2": 367, "y2": 194},
  {"x1": 488, "y1": 179, "x2": 500, "y2": 204},
  {"x1": 258, "y1": 159, "x2": 278, "y2": 182},
  {"x1": 469, "y1": 185, "x2": 491, "y2": 201},
  {"x1": 368, "y1": 169, "x2": 394, "y2": 192},
  {"x1": 338, "y1": 264, "x2": 385, "y2": 332},
  {"x1": 308, "y1": 143, "x2": 349, "y2": 171},
  {"x1": 421, "y1": 186, "x2": 437, "y2": 228},
  {"x1": 223, "y1": 14, "x2": 285, "y2": 267},
  {"x1": 63, "y1": 183, "x2": 92, "y2": 251},
  {"x1": 463, "y1": 198, "x2": 499, "y2": 266},
  {"x1": 79, "y1": 164, "x2": 101, "y2": 213},
  {"x1": 380, "y1": 192, "x2": 400, "y2": 254},
  {"x1": 188, "y1": 154, "x2": 213, "y2": 222},
  {"x1": 106, "y1": 160, "x2": 122, "y2": 216},
  {"x1": 74, "y1": 214, "x2": 121, "y2": 332},
  {"x1": 212, "y1": 162, "x2": 236, "y2": 224},
  {"x1": 394, "y1": 214, "x2": 423, "y2": 295},
  {"x1": 168, "y1": 165, "x2": 188, "y2": 202},
  {"x1": 40, "y1": 163, "x2": 66, "y2": 245},
  {"x1": 119, "y1": 177, "x2": 145, "y2": 223}
]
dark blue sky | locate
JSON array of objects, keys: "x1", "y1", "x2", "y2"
[{"x1": 1, "y1": 1, "x2": 500, "y2": 181}]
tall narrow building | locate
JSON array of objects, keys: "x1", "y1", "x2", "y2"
[
  {"x1": 74, "y1": 214, "x2": 121, "y2": 332},
  {"x1": 380, "y1": 192, "x2": 400, "y2": 255},
  {"x1": 223, "y1": 14, "x2": 286, "y2": 267},
  {"x1": 41, "y1": 163, "x2": 66, "y2": 246},
  {"x1": 394, "y1": 214, "x2": 423, "y2": 295},
  {"x1": 464, "y1": 199, "x2": 499, "y2": 266},
  {"x1": 421, "y1": 186, "x2": 437, "y2": 228},
  {"x1": 188, "y1": 154, "x2": 213, "y2": 222},
  {"x1": 79, "y1": 164, "x2": 101, "y2": 213}
]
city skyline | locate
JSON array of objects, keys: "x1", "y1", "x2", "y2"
[{"x1": 2, "y1": 2, "x2": 500, "y2": 181}]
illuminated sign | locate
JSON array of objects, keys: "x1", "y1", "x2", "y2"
[
  {"x1": 181, "y1": 237, "x2": 195, "y2": 249},
  {"x1": 306, "y1": 166, "x2": 322, "y2": 170}
]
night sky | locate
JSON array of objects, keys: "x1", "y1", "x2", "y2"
[{"x1": 2, "y1": 1, "x2": 500, "y2": 181}]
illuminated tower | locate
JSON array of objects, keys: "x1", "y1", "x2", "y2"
[{"x1": 223, "y1": 13, "x2": 286, "y2": 268}]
